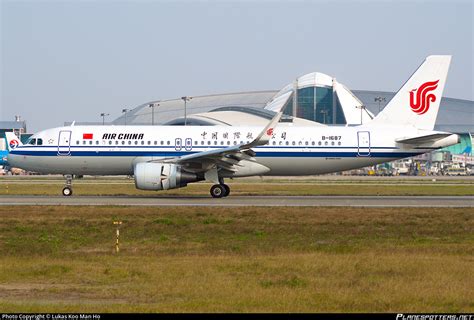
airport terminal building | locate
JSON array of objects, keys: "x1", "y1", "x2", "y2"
[
  {"x1": 111, "y1": 72, "x2": 473, "y2": 172},
  {"x1": 113, "y1": 72, "x2": 473, "y2": 134}
]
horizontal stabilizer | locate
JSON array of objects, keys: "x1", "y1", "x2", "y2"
[
  {"x1": 396, "y1": 133, "x2": 453, "y2": 144},
  {"x1": 396, "y1": 133, "x2": 459, "y2": 148}
]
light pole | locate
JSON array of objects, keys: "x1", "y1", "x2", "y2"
[
  {"x1": 320, "y1": 110, "x2": 328, "y2": 124},
  {"x1": 100, "y1": 113, "x2": 110, "y2": 125},
  {"x1": 181, "y1": 96, "x2": 192, "y2": 126},
  {"x1": 122, "y1": 108, "x2": 129, "y2": 126},
  {"x1": 374, "y1": 96, "x2": 386, "y2": 113},
  {"x1": 149, "y1": 102, "x2": 159, "y2": 126},
  {"x1": 357, "y1": 105, "x2": 367, "y2": 125}
]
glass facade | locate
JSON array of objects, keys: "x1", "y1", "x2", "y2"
[
  {"x1": 282, "y1": 86, "x2": 346, "y2": 124},
  {"x1": 297, "y1": 87, "x2": 316, "y2": 121}
]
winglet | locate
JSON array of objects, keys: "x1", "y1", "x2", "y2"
[{"x1": 244, "y1": 91, "x2": 292, "y2": 148}]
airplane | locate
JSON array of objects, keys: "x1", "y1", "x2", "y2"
[
  {"x1": 1, "y1": 137, "x2": 10, "y2": 167},
  {"x1": 6, "y1": 55, "x2": 460, "y2": 198}
]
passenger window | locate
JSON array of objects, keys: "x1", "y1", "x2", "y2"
[
  {"x1": 227, "y1": 141, "x2": 230, "y2": 145},
  {"x1": 95, "y1": 141, "x2": 99, "y2": 145},
  {"x1": 285, "y1": 141, "x2": 289, "y2": 145},
  {"x1": 305, "y1": 141, "x2": 308, "y2": 146},
  {"x1": 214, "y1": 141, "x2": 217, "y2": 145},
  {"x1": 128, "y1": 141, "x2": 132, "y2": 145},
  {"x1": 167, "y1": 141, "x2": 170, "y2": 145},
  {"x1": 83, "y1": 141, "x2": 86, "y2": 145},
  {"x1": 325, "y1": 141, "x2": 328, "y2": 145},
  {"x1": 338, "y1": 141, "x2": 342, "y2": 145},
  {"x1": 154, "y1": 141, "x2": 157, "y2": 145},
  {"x1": 116, "y1": 141, "x2": 119, "y2": 145},
  {"x1": 220, "y1": 141, "x2": 224, "y2": 145},
  {"x1": 312, "y1": 141, "x2": 315, "y2": 146},
  {"x1": 201, "y1": 141, "x2": 204, "y2": 145},
  {"x1": 279, "y1": 141, "x2": 283, "y2": 145},
  {"x1": 160, "y1": 141, "x2": 164, "y2": 145},
  {"x1": 331, "y1": 141, "x2": 335, "y2": 146},
  {"x1": 89, "y1": 141, "x2": 93, "y2": 145},
  {"x1": 207, "y1": 141, "x2": 211, "y2": 145},
  {"x1": 109, "y1": 141, "x2": 112, "y2": 145},
  {"x1": 122, "y1": 141, "x2": 125, "y2": 145},
  {"x1": 134, "y1": 141, "x2": 138, "y2": 145},
  {"x1": 76, "y1": 140, "x2": 80, "y2": 145},
  {"x1": 147, "y1": 141, "x2": 150, "y2": 145},
  {"x1": 318, "y1": 141, "x2": 322, "y2": 146}
]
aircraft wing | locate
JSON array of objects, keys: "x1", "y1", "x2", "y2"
[{"x1": 159, "y1": 91, "x2": 291, "y2": 171}]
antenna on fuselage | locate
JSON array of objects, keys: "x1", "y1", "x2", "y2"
[{"x1": 71, "y1": 121, "x2": 76, "y2": 126}]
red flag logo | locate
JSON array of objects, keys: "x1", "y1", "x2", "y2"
[
  {"x1": 409, "y1": 80, "x2": 439, "y2": 115},
  {"x1": 83, "y1": 133, "x2": 93, "y2": 140}
]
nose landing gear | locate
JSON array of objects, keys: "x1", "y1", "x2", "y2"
[{"x1": 62, "y1": 175, "x2": 73, "y2": 196}]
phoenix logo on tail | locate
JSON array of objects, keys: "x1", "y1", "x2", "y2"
[{"x1": 409, "y1": 80, "x2": 439, "y2": 115}]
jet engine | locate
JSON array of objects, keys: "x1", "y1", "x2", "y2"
[{"x1": 134, "y1": 162, "x2": 198, "y2": 190}]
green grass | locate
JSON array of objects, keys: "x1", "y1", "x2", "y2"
[
  {"x1": 0, "y1": 179, "x2": 473, "y2": 196},
  {"x1": 0, "y1": 206, "x2": 473, "y2": 312}
]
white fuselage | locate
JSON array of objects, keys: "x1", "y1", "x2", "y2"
[{"x1": 8, "y1": 124, "x2": 435, "y2": 176}]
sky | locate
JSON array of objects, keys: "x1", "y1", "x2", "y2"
[{"x1": 1, "y1": 0, "x2": 473, "y2": 132}]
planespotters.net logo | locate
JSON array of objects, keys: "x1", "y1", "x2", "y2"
[
  {"x1": 9, "y1": 139, "x2": 20, "y2": 149},
  {"x1": 409, "y1": 79, "x2": 439, "y2": 115},
  {"x1": 397, "y1": 314, "x2": 473, "y2": 320}
]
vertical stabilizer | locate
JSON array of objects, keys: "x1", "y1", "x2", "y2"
[
  {"x1": 369, "y1": 55, "x2": 451, "y2": 130},
  {"x1": 5, "y1": 132, "x2": 23, "y2": 151}
]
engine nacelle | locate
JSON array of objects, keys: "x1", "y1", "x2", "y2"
[{"x1": 134, "y1": 162, "x2": 197, "y2": 191}]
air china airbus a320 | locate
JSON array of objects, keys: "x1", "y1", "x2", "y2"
[{"x1": 7, "y1": 56, "x2": 459, "y2": 198}]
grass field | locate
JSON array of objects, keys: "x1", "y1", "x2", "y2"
[
  {"x1": 0, "y1": 205, "x2": 473, "y2": 312},
  {"x1": 0, "y1": 176, "x2": 473, "y2": 196}
]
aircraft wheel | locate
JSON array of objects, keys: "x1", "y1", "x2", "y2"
[
  {"x1": 62, "y1": 187, "x2": 73, "y2": 197},
  {"x1": 210, "y1": 184, "x2": 225, "y2": 198},
  {"x1": 222, "y1": 184, "x2": 230, "y2": 197}
]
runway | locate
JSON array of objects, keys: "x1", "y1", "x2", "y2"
[{"x1": 0, "y1": 195, "x2": 473, "y2": 207}]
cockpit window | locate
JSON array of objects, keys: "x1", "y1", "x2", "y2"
[
  {"x1": 27, "y1": 138, "x2": 37, "y2": 145},
  {"x1": 37, "y1": 139, "x2": 43, "y2": 146}
]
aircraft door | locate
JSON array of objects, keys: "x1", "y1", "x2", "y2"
[
  {"x1": 58, "y1": 130, "x2": 72, "y2": 156},
  {"x1": 185, "y1": 138, "x2": 192, "y2": 151},
  {"x1": 175, "y1": 138, "x2": 182, "y2": 151},
  {"x1": 357, "y1": 131, "x2": 371, "y2": 156}
]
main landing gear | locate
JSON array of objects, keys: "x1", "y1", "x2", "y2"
[
  {"x1": 62, "y1": 175, "x2": 73, "y2": 196},
  {"x1": 210, "y1": 181, "x2": 230, "y2": 198}
]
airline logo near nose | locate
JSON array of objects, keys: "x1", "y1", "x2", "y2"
[
  {"x1": 9, "y1": 139, "x2": 20, "y2": 149},
  {"x1": 409, "y1": 80, "x2": 439, "y2": 115}
]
